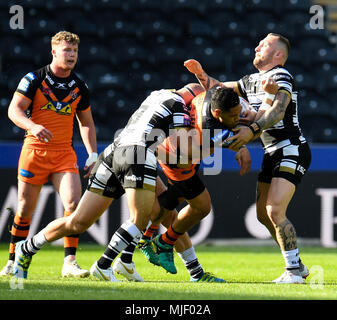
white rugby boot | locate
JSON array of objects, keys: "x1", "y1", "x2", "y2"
[
  {"x1": 0, "y1": 260, "x2": 14, "y2": 276},
  {"x1": 113, "y1": 258, "x2": 144, "y2": 282},
  {"x1": 272, "y1": 269, "x2": 304, "y2": 284},
  {"x1": 62, "y1": 260, "x2": 90, "y2": 278},
  {"x1": 299, "y1": 262, "x2": 309, "y2": 279},
  {"x1": 90, "y1": 261, "x2": 120, "y2": 282}
]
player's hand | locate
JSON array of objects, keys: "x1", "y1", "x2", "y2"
[
  {"x1": 235, "y1": 147, "x2": 251, "y2": 176},
  {"x1": 261, "y1": 77, "x2": 278, "y2": 94},
  {"x1": 227, "y1": 126, "x2": 254, "y2": 151},
  {"x1": 83, "y1": 152, "x2": 98, "y2": 178},
  {"x1": 31, "y1": 124, "x2": 53, "y2": 143},
  {"x1": 239, "y1": 109, "x2": 256, "y2": 125},
  {"x1": 184, "y1": 59, "x2": 203, "y2": 75}
]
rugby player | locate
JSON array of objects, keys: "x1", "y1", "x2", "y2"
[{"x1": 0, "y1": 31, "x2": 97, "y2": 278}]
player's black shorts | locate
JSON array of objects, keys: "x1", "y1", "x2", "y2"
[
  {"x1": 258, "y1": 142, "x2": 311, "y2": 186},
  {"x1": 87, "y1": 145, "x2": 157, "y2": 198},
  {"x1": 158, "y1": 173, "x2": 206, "y2": 210}
]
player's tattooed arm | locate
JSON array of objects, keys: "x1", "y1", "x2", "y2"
[
  {"x1": 184, "y1": 59, "x2": 221, "y2": 90},
  {"x1": 255, "y1": 91, "x2": 290, "y2": 130},
  {"x1": 275, "y1": 219, "x2": 298, "y2": 251}
]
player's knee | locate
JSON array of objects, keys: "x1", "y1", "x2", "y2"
[
  {"x1": 256, "y1": 206, "x2": 268, "y2": 225},
  {"x1": 64, "y1": 200, "x2": 79, "y2": 213},
  {"x1": 66, "y1": 216, "x2": 88, "y2": 234},
  {"x1": 266, "y1": 203, "x2": 284, "y2": 225}
]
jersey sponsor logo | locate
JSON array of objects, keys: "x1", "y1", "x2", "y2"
[
  {"x1": 68, "y1": 80, "x2": 76, "y2": 87},
  {"x1": 41, "y1": 101, "x2": 72, "y2": 115},
  {"x1": 55, "y1": 82, "x2": 67, "y2": 89},
  {"x1": 17, "y1": 77, "x2": 30, "y2": 92},
  {"x1": 46, "y1": 74, "x2": 54, "y2": 85},
  {"x1": 125, "y1": 175, "x2": 142, "y2": 182},
  {"x1": 19, "y1": 169, "x2": 34, "y2": 178}
]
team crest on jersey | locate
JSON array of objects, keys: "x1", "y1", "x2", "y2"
[
  {"x1": 41, "y1": 101, "x2": 72, "y2": 115},
  {"x1": 70, "y1": 90, "x2": 78, "y2": 100},
  {"x1": 42, "y1": 87, "x2": 52, "y2": 95}
]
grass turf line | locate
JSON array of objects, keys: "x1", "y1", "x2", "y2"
[{"x1": 0, "y1": 244, "x2": 336, "y2": 300}]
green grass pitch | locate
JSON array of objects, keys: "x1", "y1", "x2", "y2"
[{"x1": 1, "y1": 244, "x2": 337, "y2": 300}]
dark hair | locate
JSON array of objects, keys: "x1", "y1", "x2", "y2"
[
  {"x1": 210, "y1": 87, "x2": 239, "y2": 112},
  {"x1": 269, "y1": 33, "x2": 290, "y2": 56}
]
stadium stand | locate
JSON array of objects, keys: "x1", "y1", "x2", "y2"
[{"x1": 1, "y1": 0, "x2": 336, "y2": 142}]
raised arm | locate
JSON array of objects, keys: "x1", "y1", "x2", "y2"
[{"x1": 184, "y1": 59, "x2": 240, "y2": 94}]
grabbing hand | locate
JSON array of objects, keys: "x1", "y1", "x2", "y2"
[{"x1": 83, "y1": 152, "x2": 98, "y2": 178}]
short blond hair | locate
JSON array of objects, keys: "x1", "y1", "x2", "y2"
[{"x1": 51, "y1": 31, "x2": 80, "y2": 47}]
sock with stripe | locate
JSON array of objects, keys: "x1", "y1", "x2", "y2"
[
  {"x1": 160, "y1": 225, "x2": 183, "y2": 246},
  {"x1": 97, "y1": 220, "x2": 141, "y2": 269},
  {"x1": 8, "y1": 215, "x2": 31, "y2": 261},
  {"x1": 63, "y1": 210, "x2": 80, "y2": 258},
  {"x1": 142, "y1": 224, "x2": 159, "y2": 240},
  {"x1": 21, "y1": 230, "x2": 48, "y2": 256},
  {"x1": 177, "y1": 246, "x2": 204, "y2": 279},
  {"x1": 120, "y1": 231, "x2": 143, "y2": 264}
]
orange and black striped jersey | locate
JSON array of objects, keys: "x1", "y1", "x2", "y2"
[
  {"x1": 15, "y1": 65, "x2": 90, "y2": 150},
  {"x1": 158, "y1": 87, "x2": 231, "y2": 181}
]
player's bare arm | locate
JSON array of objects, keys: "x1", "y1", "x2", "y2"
[
  {"x1": 76, "y1": 109, "x2": 98, "y2": 178},
  {"x1": 184, "y1": 59, "x2": 221, "y2": 90},
  {"x1": 255, "y1": 91, "x2": 290, "y2": 130},
  {"x1": 8, "y1": 93, "x2": 53, "y2": 142},
  {"x1": 184, "y1": 59, "x2": 241, "y2": 95},
  {"x1": 226, "y1": 77, "x2": 281, "y2": 151}
]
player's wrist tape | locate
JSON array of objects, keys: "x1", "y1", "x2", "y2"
[
  {"x1": 265, "y1": 93, "x2": 275, "y2": 101},
  {"x1": 85, "y1": 152, "x2": 98, "y2": 167},
  {"x1": 248, "y1": 122, "x2": 261, "y2": 135}
]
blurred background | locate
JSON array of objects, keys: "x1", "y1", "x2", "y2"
[
  {"x1": 0, "y1": 0, "x2": 337, "y2": 247},
  {"x1": 0, "y1": 0, "x2": 336, "y2": 142}
]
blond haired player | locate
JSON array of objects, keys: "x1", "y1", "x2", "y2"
[{"x1": 0, "y1": 31, "x2": 97, "y2": 278}]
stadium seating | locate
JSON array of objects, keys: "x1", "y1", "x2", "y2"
[{"x1": 1, "y1": 0, "x2": 336, "y2": 142}]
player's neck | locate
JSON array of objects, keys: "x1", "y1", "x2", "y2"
[
  {"x1": 49, "y1": 62, "x2": 72, "y2": 78},
  {"x1": 258, "y1": 64, "x2": 277, "y2": 74}
]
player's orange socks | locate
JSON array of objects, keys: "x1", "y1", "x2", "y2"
[
  {"x1": 9, "y1": 215, "x2": 31, "y2": 260},
  {"x1": 63, "y1": 210, "x2": 79, "y2": 257},
  {"x1": 143, "y1": 224, "x2": 159, "y2": 240},
  {"x1": 161, "y1": 225, "x2": 183, "y2": 246}
]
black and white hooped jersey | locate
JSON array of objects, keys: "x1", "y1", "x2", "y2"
[
  {"x1": 237, "y1": 65, "x2": 305, "y2": 153},
  {"x1": 113, "y1": 89, "x2": 191, "y2": 151}
]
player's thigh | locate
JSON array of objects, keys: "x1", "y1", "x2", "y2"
[
  {"x1": 51, "y1": 171, "x2": 82, "y2": 212},
  {"x1": 266, "y1": 177, "x2": 295, "y2": 217},
  {"x1": 17, "y1": 180, "x2": 42, "y2": 217}
]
